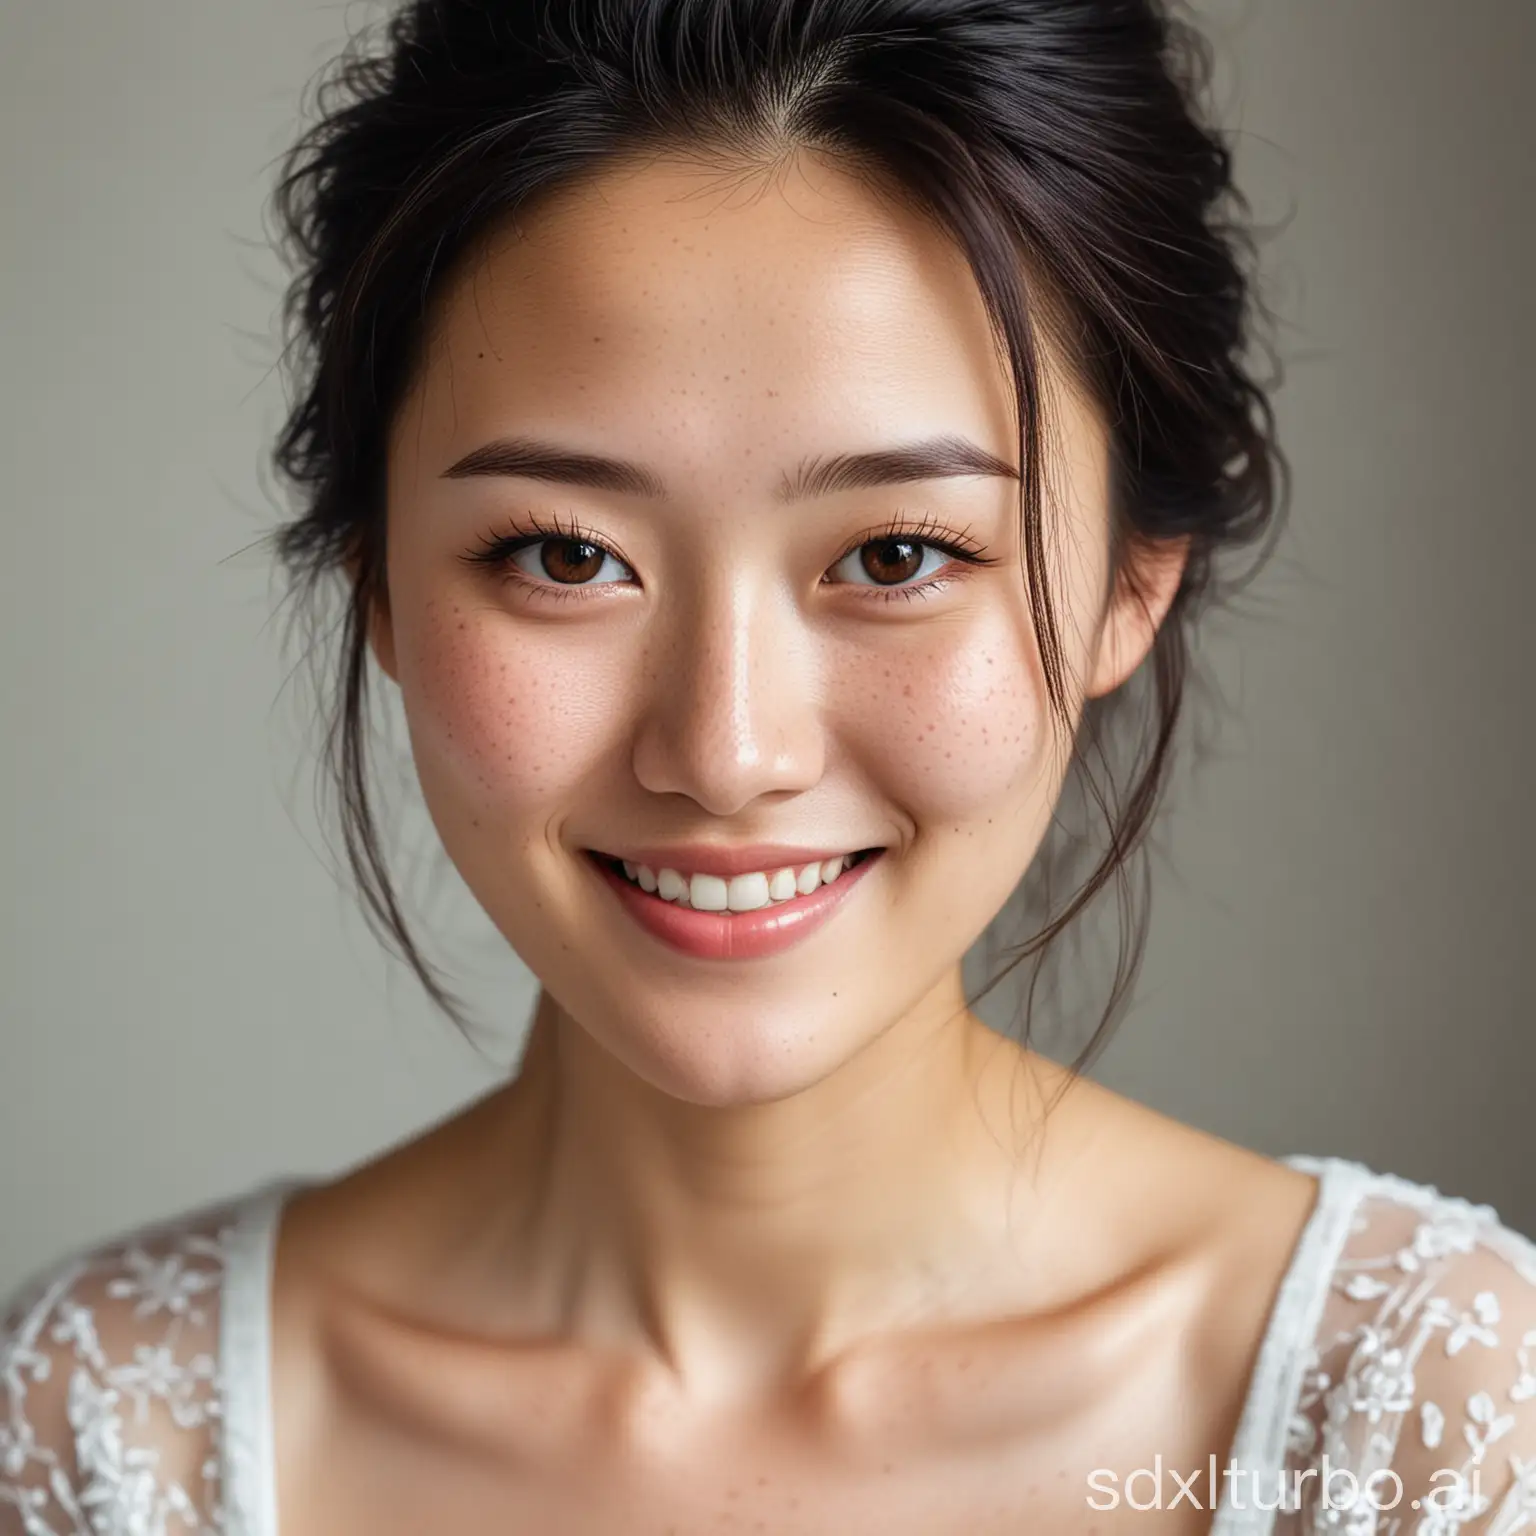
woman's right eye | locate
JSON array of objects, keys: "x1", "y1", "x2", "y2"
[{"x1": 509, "y1": 537, "x2": 633, "y2": 587}]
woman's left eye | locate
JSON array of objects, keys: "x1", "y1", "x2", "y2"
[{"x1": 827, "y1": 537, "x2": 954, "y2": 589}]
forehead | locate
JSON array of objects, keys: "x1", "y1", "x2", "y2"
[{"x1": 404, "y1": 150, "x2": 1099, "y2": 501}]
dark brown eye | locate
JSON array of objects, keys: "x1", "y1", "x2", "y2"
[
  {"x1": 540, "y1": 539, "x2": 607, "y2": 584},
  {"x1": 859, "y1": 538, "x2": 924, "y2": 585},
  {"x1": 496, "y1": 530, "x2": 632, "y2": 590}
]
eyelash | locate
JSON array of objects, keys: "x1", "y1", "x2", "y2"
[{"x1": 459, "y1": 508, "x2": 999, "y2": 606}]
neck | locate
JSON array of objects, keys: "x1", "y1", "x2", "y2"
[{"x1": 476, "y1": 978, "x2": 1075, "y2": 1402}]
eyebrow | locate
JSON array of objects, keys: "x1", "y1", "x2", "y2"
[{"x1": 439, "y1": 432, "x2": 1019, "y2": 503}]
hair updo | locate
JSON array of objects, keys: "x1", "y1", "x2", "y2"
[{"x1": 267, "y1": 0, "x2": 1288, "y2": 1062}]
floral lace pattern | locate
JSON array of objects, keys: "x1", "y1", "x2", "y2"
[
  {"x1": 1, "y1": 1206, "x2": 236, "y2": 1535},
  {"x1": 3, "y1": 1162, "x2": 1536, "y2": 1534},
  {"x1": 1280, "y1": 1167, "x2": 1536, "y2": 1534}
]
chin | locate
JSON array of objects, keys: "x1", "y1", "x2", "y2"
[{"x1": 565, "y1": 990, "x2": 878, "y2": 1109}]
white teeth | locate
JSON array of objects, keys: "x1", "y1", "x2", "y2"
[
  {"x1": 689, "y1": 873, "x2": 729, "y2": 912},
  {"x1": 726, "y1": 872, "x2": 771, "y2": 912},
  {"x1": 614, "y1": 852, "x2": 871, "y2": 909}
]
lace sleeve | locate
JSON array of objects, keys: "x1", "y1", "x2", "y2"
[
  {"x1": 0, "y1": 1211, "x2": 233, "y2": 1535},
  {"x1": 1286, "y1": 1174, "x2": 1536, "y2": 1534}
]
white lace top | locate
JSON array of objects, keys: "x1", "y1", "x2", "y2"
[{"x1": 4, "y1": 1155, "x2": 1536, "y2": 1534}]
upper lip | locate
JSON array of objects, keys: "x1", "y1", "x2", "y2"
[{"x1": 588, "y1": 844, "x2": 877, "y2": 880}]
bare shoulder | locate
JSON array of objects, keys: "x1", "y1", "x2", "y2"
[
  {"x1": 1046, "y1": 1069, "x2": 1323, "y2": 1272},
  {"x1": 1043, "y1": 1077, "x2": 1325, "y2": 1400}
]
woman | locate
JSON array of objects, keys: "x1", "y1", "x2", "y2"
[{"x1": 4, "y1": 1, "x2": 1534, "y2": 1531}]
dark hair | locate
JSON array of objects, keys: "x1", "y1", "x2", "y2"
[{"x1": 267, "y1": 0, "x2": 1287, "y2": 1064}]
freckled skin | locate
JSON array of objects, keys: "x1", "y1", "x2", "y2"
[{"x1": 380, "y1": 151, "x2": 1121, "y2": 1106}]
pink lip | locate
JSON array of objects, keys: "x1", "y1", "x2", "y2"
[
  {"x1": 587, "y1": 850, "x2": 883, "y2": 961},
  {"x1": 590, "y1": 843, "x2": 870, "y2": 880}
]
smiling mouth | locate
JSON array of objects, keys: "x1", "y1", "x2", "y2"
[{"x1": 584, "y1": 848, "x2": 884, "y2": 913}]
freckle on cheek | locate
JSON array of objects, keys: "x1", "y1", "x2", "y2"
[
  {"x1": 409, "y1": 631, "x2": 560, "y2": 801},
  {"x1": 842, "y1": 636, "x2": 1040, "y2": 823}
]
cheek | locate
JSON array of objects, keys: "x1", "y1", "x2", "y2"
[
  {"x1": 834, "y1": 609, "x2": 1048, "y2": 824},
  {"x1": 395, "y1": 598, "x2": 627, "y2": 813}
]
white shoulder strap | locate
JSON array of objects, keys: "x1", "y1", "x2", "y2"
[{"x1": 218, "y1": 1183, "x2": 294, "y2": 1536}]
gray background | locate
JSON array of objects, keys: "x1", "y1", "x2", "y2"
[{"x1": 2, "y1": 0, "x2": 1532, "y2": 1297}]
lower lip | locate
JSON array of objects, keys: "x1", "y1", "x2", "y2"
[{"x1": 587, "y1": 851, "x2": 883, "y2": 961}]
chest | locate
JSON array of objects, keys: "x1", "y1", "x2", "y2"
[
  {"x1": 271, "y1": 1334, "x2": 1253, "y2": 1536},
  {"x1": 278, "y1": 1464, "x2": 1236, "y2": 1536}
]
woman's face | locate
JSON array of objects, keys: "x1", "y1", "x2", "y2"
[{"x1": 376, "y1": 150, "x2": 1154, "y2": 1105}]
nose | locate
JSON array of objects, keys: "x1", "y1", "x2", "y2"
[{"x1": 630, "y1": 574, "x2": 826, "y2": 817}]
